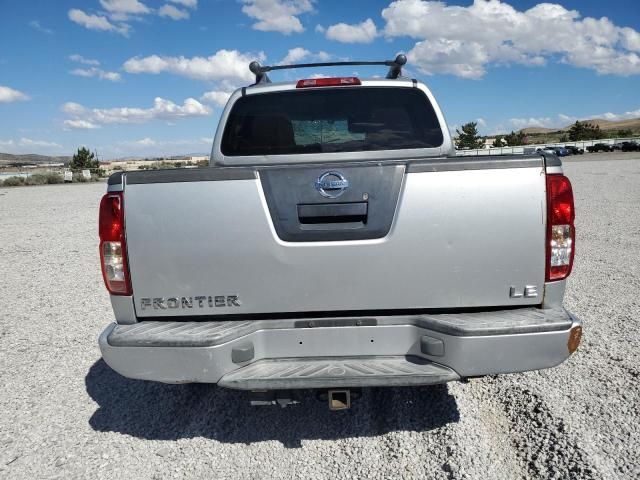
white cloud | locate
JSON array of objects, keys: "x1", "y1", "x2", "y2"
[
  {"x1": 597, "y1": 108, "x2": 640, "y2": 121},
  {"x1": 315, "y1": 24, "x2": 325, "y2": 33},
  {"x1": 159, "y1": 4, "x2": 190, "y2": 20},
  {"x1": 28, "y1": 20, "x2": 53, "y2": 35},
  {"x1": 61, "y1": 97, "x2": 211, "y2": 128},
  {"x1": 128, "y1": 137, "x2": 157, "y2": 147},
  {"x1": 280, "y1": 47, "x2": 310, "y2": 64},
  {"x1": 381, "y1": 0, "x2": 640, "y2": 78},
  {"x1": 123, "y1": 49, "x2": 263, "y2": 82},
  {"x1": 241, "y1": 0, "x2": 314, "y2": 35},
  {"x1": 0, "y1": 86, "x2": 30, "y2": 103},
  {"x1": 622, "y1": 28, "x2": 640, "y2": 52},
  {"x1": 476, "y1": 117, "x2": 487, "y2": 128},
  {"x1": 106, "y1": 136, "x2": 211, "y2": 157},
  {"x1": 68, "y1": 9, "x2": 114, "y2": 31},
  {"x1": 325, "y1": 18, "x2": 378, "y2": 44},
  {"x1": 69, "y1": 55, "x2": 120, "y2": 81},
  {"x1": 61, "y1": 102, "x2": 87, "y2": 115},
  {"x1": 278, "y1": 48, "x2": 332, "y2": 65},
  {"x1": 70, "y1": 67, "x2": 102, "y2": 78},
  {"x1": 100, "y1": 72, "x2": 122, "y2": 82},
  {"x1": 508, "y1": 107, "x2": 640, "y2": 130},
  {"x1": 70, "y1": 67, "x2": 122, "y2": 82},
  {"x1": 99, "y1": 0, "x2": 150, "y2": 16},
  {"x1": 0, "y1": 138, "x2": 62, "y2": 153},
  {"x1": 557, "y1": 114, "x2": 577, "y2": 125},
  {"x1": 406, "y1": 38, "x2": 491, "y2": 79},
  {"x1": 117, "y1": 136, "x2": 209, "y2": 149},
  {"x1": 18, "y1": 138, "x2": 62, "y2": 148},
  {"x1": 509, "y1": 117, "x2": 554, "y2": 129},
  {"x1": 68, "y1": 9, "x2": 130, "y2": 36},
  {"x1": 63, "y1": 119, "x2": 101, "y2": 130},
  {"x1": 69, "y1": 0, "x2": 198, "y2": 36},
  {"x1": 169, "y1": 0, "x2": 197, "y2": 7},
  {"x1": 69, "y1": 54, "x2": 100, "y2": 66},
  {"x1": 200, "y1": 90, "x2": 232, "y2": 107}
]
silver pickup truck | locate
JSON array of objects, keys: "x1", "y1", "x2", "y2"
[{"x1": 98, "y1": 55, "x2": 581, "y2": 409}]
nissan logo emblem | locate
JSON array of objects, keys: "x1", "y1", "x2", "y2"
[{"x1": 314, "y1": 171, "x2": 349, "y2": 198}]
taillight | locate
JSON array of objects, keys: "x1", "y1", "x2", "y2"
[
  {"x1": 296, "y1": 77, "x2": 361, "y2": 88},
  {"x1": 99, "y1": 192, "x2": 131, "y2": 295},
  {"x1": 546, "y1": 174, "x2": 575, "y2": 281}
]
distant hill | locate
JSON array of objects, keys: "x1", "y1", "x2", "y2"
[
  {"x1": 519, "y1": 126, "x2": 559, "y2": 135},
  {"x1": 520, "y1": 117, "x2": 640, "y2": 135},
  {"x1": 0, "y1": 152, "x2": 72, "y2": 166}
]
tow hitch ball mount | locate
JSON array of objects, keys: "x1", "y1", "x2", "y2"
[{"x1": 249, "y1": 389, "x2": 354, "y2": 410}]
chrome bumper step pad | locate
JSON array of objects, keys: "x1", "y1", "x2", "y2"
[{"x1": 217, "y1": 356, "x2": 459, "y2": 390}]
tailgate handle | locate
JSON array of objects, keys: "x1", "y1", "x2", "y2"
[{"x1": 297, "y1": 202, "x2": 368, "y2": 224}]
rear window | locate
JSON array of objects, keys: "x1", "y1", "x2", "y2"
[{"x1": 221, "y1": 87, "x2": 444, "y2": 156}]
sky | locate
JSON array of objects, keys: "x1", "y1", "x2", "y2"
[{"x1": 0, "y1": 0, "x2": 639, "y2": 159}]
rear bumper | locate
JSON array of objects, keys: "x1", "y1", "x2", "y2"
[{"x1": 98, "y1": 307, "x2": 581, "y2": 389}]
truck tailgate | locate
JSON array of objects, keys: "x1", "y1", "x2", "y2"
[{"x1": 123, "y1": 159, "x2": 547, "y2": 318}]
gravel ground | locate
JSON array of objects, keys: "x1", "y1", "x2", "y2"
[{"x1": 0, "y1": 158, "x2": 638, "y2": 479}]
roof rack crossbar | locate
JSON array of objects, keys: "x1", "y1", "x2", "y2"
[{"x1": 249, "y1": 54, "x2": 407, "y2": 84}]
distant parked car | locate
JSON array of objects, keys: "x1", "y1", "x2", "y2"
[
  {"x1": 586, "y1": 143, "x2": 613, "y2": 153},
  {"x1": 621, "y1": 141, "x2": 639, "y2": 152},
  {"x1": 536, "y1": 147, "x2": 557, "y2": 155},
  {"x1": 612, "y1": 142, "x2": 625, "y2": 151},
  {"x1": 565, "y1": 146, "x2": 584, "y2": 155},
  {"x1": 540, "y1": 146, "x2": 569, "y2": 156}
]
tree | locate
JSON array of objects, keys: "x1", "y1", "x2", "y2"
[
  {"x1": 69, "y1": 147, "x2": 100, "y2": 171},
  {"x1": 568, "y1": 121, "x2": 603, "y2": 141},
  {"x1": 504, "y1": 130, "x2": 526, "y2": 146},
  {"x1": 492, "y1": 135, "x2": 505, "y2": 147},
  {"x1": 455, "y1": 122, "x2": 484, "y2": 149},
  {"x1": 559, "y1": 134, "x2": 569, "y2": 143},
  {"x1": 616, "y1": 129, "x2": 633, "y2": 138}
]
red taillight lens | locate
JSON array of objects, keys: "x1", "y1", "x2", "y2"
[
  {"x1": 99, "y1": 192, "x2": 131, "y2": 295},
  {"x1": 296, "y1": 77, "x2": 361, "y2": 88},
  {"x1": 546, "y1": 174, "x2": 575, "y2": 281}
]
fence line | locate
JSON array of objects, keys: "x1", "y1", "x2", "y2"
[
  {"x1": 0, "y1": 167, "x2": 104, "y2": 183},
  {"x1": 457, "y1": 137, "x2": 640, "y2": 157}
]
